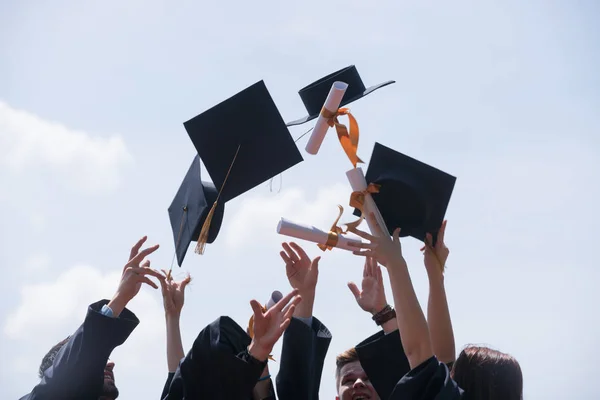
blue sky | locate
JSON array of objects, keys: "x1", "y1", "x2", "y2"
[{"x1": 1, "y1": 0, "x2": 599, "y2": 398}]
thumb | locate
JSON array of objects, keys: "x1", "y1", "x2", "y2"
[
  {"x1": 250, "y1": 300, "x2": 264, "y2": 320},
  {"x1": 180, "y1": 275, "x2": 192, "y2": 291},
  {"x1": 310, "y1": 256, "x2": 321, "y2": 274},
  {"x1": 347, "y1": 282, "x2": 361, "y2": 300}
]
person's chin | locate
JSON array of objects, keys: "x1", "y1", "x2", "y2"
[{"x1": 102, "y1": 379, "x2": 119, "y2": 399}]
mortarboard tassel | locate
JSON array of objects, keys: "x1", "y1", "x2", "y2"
[
  {"x1": 194, "y1": 144, "x2": 241, "y2": 256},
  {"x1": 194, "y1": 201, "x2": 217, "y2": 255}
]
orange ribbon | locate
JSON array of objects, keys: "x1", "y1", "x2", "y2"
[
  {"x1": 320, "y1": 107, "x2": 363, "y2": 168},
  {"x1": 247, "y1": 308, "x2": 276, "y2": 362},
  {"x1": 344, "y1": 183, "x2": 381, "y2": 231},
  {"x1": 317, "y1": 205, "x2": 345, "y2": 251}
]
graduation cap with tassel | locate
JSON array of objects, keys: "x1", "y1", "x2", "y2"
[{"x1": 168, "y1": 80, "x2": 304, "y2": 266}]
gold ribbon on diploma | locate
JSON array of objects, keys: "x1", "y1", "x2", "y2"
[
  {"x1": 247, "y1": 309, "x2": 276, "y2": 362},
  {"x1": 317, "y1": 205, "x2": 345, "y2": 251},
  {"x1": 320, "y1": 107, "x2": 363, "y2": 168},
  {"x1": 344, "y1": 183, "x2": 381, "y2": 232}
]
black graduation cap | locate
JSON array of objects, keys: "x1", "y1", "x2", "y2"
[
  {"x1": 184, "y1": 80, "x2": 304, "y2": 204},
  {"x1": 168, "y1": 155, "x2": 224, "y2": 266},
  {"x1": 286, "y1": 65, "x2": 395, "y2": 126},
  {"x1": 354, "y1": 143, "x2": 456, "y2": 244}
]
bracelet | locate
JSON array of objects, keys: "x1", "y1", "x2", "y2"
[
  {"x1": 258, "y1": 374, "x2": 271, "y2": 382},
  {"x1": 372, "y1": 305, "x2": 396, "y2": 326}
]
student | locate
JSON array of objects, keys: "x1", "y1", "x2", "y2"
[
  {"x1": 22, "y1": 236, "x2": 165, "y2": 400},
  {"x1": 351, "y1": 221, "x2": 523, "y2": 399}
]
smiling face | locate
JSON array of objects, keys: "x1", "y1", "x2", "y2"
[{"x1": 336, "y1": 360, "x2": 379, "y2": 400}]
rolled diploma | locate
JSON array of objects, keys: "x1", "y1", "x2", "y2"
[
  {"x1": 346, "y1": 167, "x2": 389, "y2": 237},
  {"x1": 266, "y1": 291, "x2": 283, "y2": 309},
  {"x1": 305, "y1": 81, "x2": 348, "y2": 155},
  {"x1": 277, "y1": 218, "x2": 363, "y2": 251}
]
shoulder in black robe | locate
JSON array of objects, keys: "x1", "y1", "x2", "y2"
[
  {"x1": 389, "y1": 356, "x2": 463, "y2": 400},
  {"x1": 275, "y1": 316, "x2": 332, "y2": 400},
  {"x1": 20, "y1": 299, "x2": 139, "y2": 400},
  {"x1": 355, "y1": 329, "x2": 410, "y2": 400},
  {"x1": 161, "y1": 316, "x2": 276, "y2": 400}
]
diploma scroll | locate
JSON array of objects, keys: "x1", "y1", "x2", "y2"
[
  {"x1": 346, "y1": 167, "x2": 389, "y2": 237},
  {"x1": 277, "y1": 217, "x2": 363, "y2": 252},
  {"x1": 305, "y1": 81, "x2": 348, "y2": 155},
  {"x1": 266, "y1": 290, "x2": 283, "y2": 309}
]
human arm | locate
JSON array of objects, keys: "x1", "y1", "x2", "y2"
[
  {"x1": 276, "y1": 242, "x2": 332, "y2": 400},
  {"x1": 348, "y1": 256, "x2": 398, "y2": 333},
  {"x1": 26, "y1": 236, "x2": 163, "y2": 399},
  {"x1": 421, "y1": 221, "x2": 456, "y2": 365},
  {"x1": 349, "y1": 220, "x2": 433, "y2": 370},
  {"x1": 159, "y1": 270, "x2": 191, "y2": 372}
]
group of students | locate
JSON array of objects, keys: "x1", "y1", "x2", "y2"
[{"x1": 21, "y1": 216, "x2": 524, "y2": 399}]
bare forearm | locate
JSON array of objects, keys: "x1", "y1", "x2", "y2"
[
  {"x1": 387, "y1": 260, "x2": 433, "y2": 370},
  {"x1": 294, "y1": 290, "x2": 315, "y2": 318},
  {"x1": 427, "y1": 277, "x2": 455, "y2": 364},
  {"x1": 252, "y1": 365, "x2": 272, "y2": 399},
  {"x1": 381, "y1": 317, "x2": 398, "y2": 334},
  {"x1": 165, "y1": 314, "x2": 185, "y2": 372}
]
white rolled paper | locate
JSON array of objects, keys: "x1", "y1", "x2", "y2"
[
  {"x1": 276, "y1": 217, "x2": 363, "y2": 252},
  {"x1": 305, "y1": 81, "x2": 348, "y2": 155},
  {"x1": 266, "y1": 291, "x2": 283, "y2": 309},
  {"x1": 346, "y1": 167, "x2": 389, "y2": 237}
]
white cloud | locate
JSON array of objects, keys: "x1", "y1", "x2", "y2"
[
  {"x1": 225, "y1": 183, "x2": 359, "y2": 249},
  {"x1": 21, "y1": 254, "x2": 51, "y2": 277},
  {"x1": 0, "y1": 101, "x2": 132, "y2": 194},
  {"x1": 4, "y1": 263, "x2": 167, "y2": 395}
]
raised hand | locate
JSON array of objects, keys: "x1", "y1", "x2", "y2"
[
  {"x1": 108, "y1": 236, "x2": 165, "y2": 317},
  {"x1": 420, "y1": 220, "x2": 449, "y2": 276},
  {"x1": 348, "y1": 212, "x2": 406, "y2": 269},
  {"x1": 348, "y1": 257, "x2": 388, "y2": 315},
  {"x1": 280, "y1": 242, "x2": 320, "y2": 294},
  {"x1": 280, "y1": 242, "x2": 319, "y2": 318},
  {"x1": 248, "y1": 288, "x2": 302, "y2": 361},
  {"x1": 159, "y1": 270, "x2": 191, "y2": 317}
]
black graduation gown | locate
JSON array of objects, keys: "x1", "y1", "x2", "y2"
[
  {"x1": 355, "y1": 329, "x2": 411, "y2": 400},
  {"x1": 389, "y1": 356, "x2": 464, "y2": 399},
  {"x1": 275, "y1": 317, "x2": 332, "y2": 400},
  {"x1": 20, "y1": 299, "x2": 139, "y2": 400},
  {"x1": 161, "y1": 316, "x2": 276, "y2": 400}
]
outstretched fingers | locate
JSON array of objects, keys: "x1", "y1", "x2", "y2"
[
  {"x1": 348, "y1": 227, "x2": 377, "y2": 242},
  {"x1": 129, "y1": 244, "x2": 160, "y2": 266},
  {"x1": 271, "y1": 288, "x2": 300, "y2": 313},
  {"x1": 129, "y1": 236, "x2": 148, "y2": 262}
]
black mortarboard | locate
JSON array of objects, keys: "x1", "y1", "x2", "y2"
[
  {"x1": 184, "y1": 81, "x2": 303, "y2": 203},
  {"x1": 354, "y1": 143, "x2": 456, "y2": 244},
  {"x1": 168, "y1": 155, "x2": 224, "y2": 266},
  {"x1": 286, "y1": 65, "x2": 395, "y2": 126}
]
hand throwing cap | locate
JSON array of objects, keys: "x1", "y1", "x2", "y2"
[
  {"x1": 354, "y1": 143, "x2": 456, "y2": 244},
  {"x1": 286, "y1": 65, "x2": 395, "y2": 126},
  {"x1": 168, "y1": 155, "x2": 225, "y2": 266}
]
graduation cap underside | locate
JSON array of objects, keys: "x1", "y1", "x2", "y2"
[
  {"x1": 354, "y1": 143, "x2": 456, "y2": 244},
  {"x1": 168, "y1": 155, "x2": 225, "y2": 267},
  {"x1": 184, "y1": 80, "x2": 304, "y2": 204}
]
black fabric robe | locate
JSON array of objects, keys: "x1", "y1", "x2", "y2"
[
  {"x1": 161, "y1": 316, "x2": 276, "y2": 400},
  {"x1": 275, "y1": 316, "x2": 332, "y2": 400},
  {"x1": 356, "y1": 329, "x2": 457, "y2": 400},
  {"x1": 355, "y1": 329, "x2": 411, "y2": 400},
  {"x1": 20, "y1": 299, "x2": 139, "y2": 400},
  {"x1": 389, "y1": 356, "x2": 464, "y2": 399}
]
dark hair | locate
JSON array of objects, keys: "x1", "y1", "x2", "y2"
[
  {"x1": 451, "y1": 345, "x2": 523, "y2": 400},
  {"x1": 335, "y1": 347, "x2": 360, "y2": 378},
  {"x1": 39, "y1": 337, "x2": 70, "y2": 378}
]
